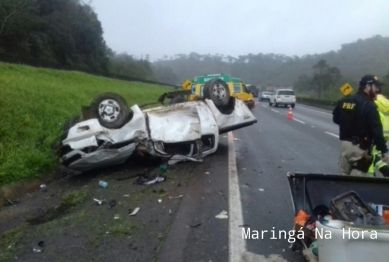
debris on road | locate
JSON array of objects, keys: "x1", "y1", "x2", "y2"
[
  {"x1": 109, "y1": 200, "x2": 116, "y2": 208},
  {"x1": 99, "y1": 181, "x2": 108, "y2": 188},
  {"x1": 215, "y1": 210, "x2": 228, "y2": 219},
  {"x1": 258, "y1": 188, "x2": 265, "y2": 192},
  {"x1": 40, "y1": 184, "x2": 47, "y2": 192},
  {"x1": 233, "y1": 138, "x2": 241, "y2": 141},
  {"x1": 123, "y1": 195, "x2": 130, "y2": 197},
  {"x1": 159, "y1": 164, "x2": 168, "y2": 172},
  {"x1": 158, "y1": 199, "x2": 162, "y2": 203},
  {"x1": 32, "y1": 248, "x2": 42, "y2": 253},
  {"x1": 93, "y1": 198, "x2": 104, "y2": 205},
  {"x1": 168, "y1": 195, "x2": 183, "y2": 199},
  {"x1": 204, "y1": 171, "x2": 210, "y2": 175},
  {"x1": 136, "y1": 174, "x2": 166, "y2": 185},
  {"x1": 38, "y1": 241, "x2": 45, "y2": 247},
  {"x1": 129, "y1": 207, "x2": 140, "y2": 216},
  {"x1": 190, "y1": 223, "x2": 202, "y2": 228},
  {"x1": 114, "y1": 214, "x2": 120, "y2": 220}
]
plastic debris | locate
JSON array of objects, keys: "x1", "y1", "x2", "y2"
[
  {"x1": 204, "y1": 172, "x2": 210, "y2": 175},
  {"x1": 158, "y1": 199, "x2": 162, "y2": 203},
  {"x1": 129, "y1": 207, "x2": 140, "y2": 216},
  {"x1": 159, "y1": 164, "x2": 168, "y2": 172},
  {"x1": 40, "y1": 184, "x2": 47, "y2": 192},
  {"x1": 114, "y1": 214, "x2": 120, "y2": 220},
  {"x1": 33, "y1": 248, "x2": 42, "y2": 253},
  {"x1": 99, "y1": 181, "x2": 108, "y2": 188},
  {"x1": 258, "y1": 188, "x2": 265, "y2": 192},
  {"x1": 215, "y1": 210, "x2": 228, "y2": 219},
  {"x1": 94, "y1": 198, "x2": 103, "y2": 205},
  {"x1": 168, "y1": 195, "x2": 183, "y2": 199},
  {"x1": 136, "y1": 175, "x2": 166, "y2": 185}
]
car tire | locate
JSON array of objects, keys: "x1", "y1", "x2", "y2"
[
  {"x1": 170, "y1": 96, "x2": 186, "y2": 104},
  {"x1": 269, "y1": 101, "x2": 272, "y2": 106},
  {"x1": 275, "y1": 103, "x2": 278, "y2": 107},
  {"x1": 90, "y1": 92, "x2": 132, "y2": 129},
  {"x1": 291, "y1": 104, "x2": 295, "y2": 109},
  {"x1": 203, "y1": 78, "x2": 230, "y2": 106}
]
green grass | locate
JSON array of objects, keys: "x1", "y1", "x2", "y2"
[
  {"x1": 61, "y1": 191, "x2": 88, "y2": 207},
  {"x1": 0, "y1": 62, "x2": 170, "y2": 185},
  {"x1": 0, "y1": 228, "x2": 23, "y2": 261}
]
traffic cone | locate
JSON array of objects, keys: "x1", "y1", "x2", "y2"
[{"x1": 287, "y1": 107, "x2": 293, "y2": 119}]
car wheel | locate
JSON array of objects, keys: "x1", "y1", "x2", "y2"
[
  {"x1": 90, "y1": 92, "x2": 132, "y2": 129},
  {"x1": 269, "y1": 101, "x2": 272, "y2": 106},
  {"x1": 170, "y1": 96, "x2": 186, "y2": 104},
  {"x1": 291, "y1": 104, "x2": 295, "y2": 109},
  {"x1": 203, "y1": 78, "x2": 230, "y2": 106},
  {"x1": 275, "y1": 103, "x2": 278, "y2": 107}
]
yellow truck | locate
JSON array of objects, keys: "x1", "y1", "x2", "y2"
[{"x1": 182, "y1": 74, "x2": 255, "y2": 109}]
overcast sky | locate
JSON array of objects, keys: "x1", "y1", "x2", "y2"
[{"x1": 90, "y1": 0, "x2": 389, "y2": 61}]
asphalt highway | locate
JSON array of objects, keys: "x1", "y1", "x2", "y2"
[
  {"x1": 233, "y1": 101, "x2": 341, "y2": 261},
  {"x1": 157, "y1": 101, "x2": 343, "y2": 262}
]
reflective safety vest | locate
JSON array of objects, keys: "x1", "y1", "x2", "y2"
[{"x1": 375, "y1": 94, "x2": 389, "y2": 139}]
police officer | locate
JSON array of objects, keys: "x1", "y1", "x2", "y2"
[{"x1": 332, "y1": 75, "x2": 388, "y2": 176}]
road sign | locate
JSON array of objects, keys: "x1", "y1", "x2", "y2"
[
  {"x1": 181, "y1": 79, "x2": 192, "y2": 90},
  {"x1": 340, "y1": 83, "x2": 353, "y2": 96}
]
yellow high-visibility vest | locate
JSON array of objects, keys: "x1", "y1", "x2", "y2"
[{"x1": 375, "y1": 94, "x2": 389, "y2": 139}]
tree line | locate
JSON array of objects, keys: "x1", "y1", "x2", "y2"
[
  {"x1": 1, "y1": 1, "x2": 388, "y2": 99},
  {"x1": 0, "y1": 0, "x2": 163, "y2": 81}
]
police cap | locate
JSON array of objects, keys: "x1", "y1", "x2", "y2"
[{"x1": 359, "y1": 75, "x2": 384, "y2": 87}]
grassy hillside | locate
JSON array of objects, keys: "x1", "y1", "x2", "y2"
[{"x1": 0, "y1": 63, "x2": 170, "y2": 185}]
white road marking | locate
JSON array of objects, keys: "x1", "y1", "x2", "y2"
[
  {"x1": 228, "y1": 132, "x2": 289, "y2": 262},
  {"x1": 297, "y1": 104, "x2": 333, "y2": 115},
  {"x1": 325, "y1": 132, "x2": 339, "y2": 138},
  {"x1": 228, "y1": 132, "x2": 246, "y2": 262},
  {"x1": 292, "y1": 118, "x2": 305, "y2": 124},
  {"x1": 271, "y1": 109, "x2": 279, "y2": 113}
]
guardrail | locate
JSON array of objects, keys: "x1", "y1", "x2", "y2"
[{"x1": 296, "y1": 97, "x2": 338, "y2": 111}]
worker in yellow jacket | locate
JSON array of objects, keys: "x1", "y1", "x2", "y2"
[{"x1": 368, "y1": 89, "x2": 389, "y2": 177}]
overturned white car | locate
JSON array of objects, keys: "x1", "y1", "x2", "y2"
[{"x1": 54, "y1": 84, "x2": 257, "y2": 173}]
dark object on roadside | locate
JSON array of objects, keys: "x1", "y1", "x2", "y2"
[
  {"x1": 5, "y1": 198, "x2": 20, "y2": 206},
  {"x1": 312, "y1": 204, "x2": 330, "y2": 219},
  {"x1": 38, "y1": 241, "x2": 45, "y2": 247},
  {"x1": 109, "y1": 200, "x2": 116, "y2": 209},
  {"x1": 116, "y1": 173, "x2": 142, "y2": 181},
  {"x1": 135, "y1": 174, "x2": 166, "y2": 185},
  {"x1": 331, "y1": 191, "x2": 386, "y2": 225},
  {"x1": 190, "y1": 223, "x2": 202, "y2": 228}
]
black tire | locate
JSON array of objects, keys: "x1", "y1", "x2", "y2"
[
  {"x1": 291, "y1": 104, "x2": 295, "y2": 109},
  {"x1": 269, "y1": 101, "x2": 272, "y2": 106},
  {"x1": 90, "y1": 93, "x2": 132, "y2": 129},
  {"x1": 275, "y1": 103, "x2": 278, "y2": 107},
  {"x1": 203, "y1": 78, "x2": 230, "y2": 106},
  {"x1": 170, "y1": 96, "x2": 186, "y2": 104}
]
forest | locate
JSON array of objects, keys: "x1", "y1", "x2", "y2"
[{"x1": 1, "y1": 0, "x2": 389, "y2": 98}]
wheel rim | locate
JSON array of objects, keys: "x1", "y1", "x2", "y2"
[
  {"x1": 98, "y1": 99, "x2": 120, "y2": 122},
  {"x1": 212, "y1": 84, "x2": 227, "y2": 100}
]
